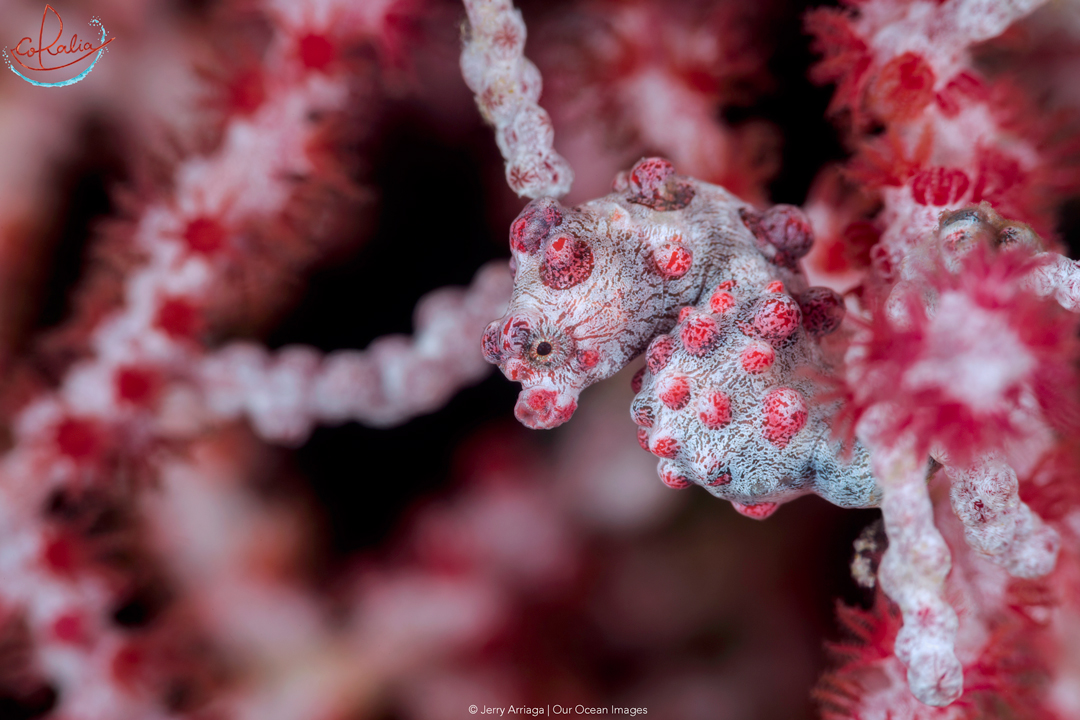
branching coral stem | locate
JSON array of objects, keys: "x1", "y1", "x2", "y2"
[
  {"x1": 945, "y1": 453, "x2": 1059, "y2": 578},
  {"x1": 199, "y1": 261, "x2": 512, "y2": 445},
  {"x1": 460, "y1": 0, "x2": 574, "y2": 198},
  {"x1": 869, "y1": 431, "x2": 962, "y2": 707}
]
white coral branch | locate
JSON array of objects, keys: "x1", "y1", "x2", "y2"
[
  {"x1": 945, "y1": 454, "x2": 1060, "y2": 578},
  {"x1": 199, "y1": 261, "x2": 512, "y2": 444},
  {"x1": 1025, "y1": 253, "x2": 1080, "y2": 312},
  {"x1": 460, "y1": 0, "x2": 574, "y2": 198},
  {"x1": 869, "y1": 433, "x2": 963, "y2": 707}
]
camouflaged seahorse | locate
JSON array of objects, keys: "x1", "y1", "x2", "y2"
[{"x1": 481, "y1": 157, "x2": 815, "y2": 429}]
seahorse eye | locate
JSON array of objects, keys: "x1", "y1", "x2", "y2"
[{"x1": 536, "y1": 341, "x2": 553, "y2": 357}]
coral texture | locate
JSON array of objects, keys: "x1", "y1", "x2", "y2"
[
  {"x1": 533, "y1": 0, "x2": 780, "y2": 205},
  {"x1": 0, "y1": 1, "x2": 523, "y2": 717},
  {"x1": 481, "y1": 0, "x2": 1080, "y2": 710},
  {"x1": 200, "y1": 261, "x2": 511, "y2": 444},
  {"x1": 804, "y1": 0, "x2": 1080, "y2": 709},
  {"x1": 3, "y1": 0, "x2": 1080, "y2": 718}
]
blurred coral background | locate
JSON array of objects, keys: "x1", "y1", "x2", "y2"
[{"x1": 0, "y1": 1, "x2": 1078, "y2": 719}]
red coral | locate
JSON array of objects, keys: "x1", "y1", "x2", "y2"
[
  {"x1": 297, "y1": 33, "x2": 337, "y2": 72},
  {"x1": 867, "y1": 52, "x2": 937, "y2": 122},
  {"x1": 813, "y1": 592, "x2": 904, "y2": 720},
  {"x1": 911, "y1": 167, "x2": 971, "y2": 207},
  {"x1": 844, "y1": 245, "x2": 1080, "y2": 465},
  {"x1": 806, "y1": 8, "x2": 874, "y2": 124},
  {"x1": 817, "y1": 582, "x2": 1058, "y2": 720}
]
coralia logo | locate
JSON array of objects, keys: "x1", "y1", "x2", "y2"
[{"x1": 4, "y1": 4, "x2": 114, "y2": 87}]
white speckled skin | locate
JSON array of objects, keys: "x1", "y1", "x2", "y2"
[{"x1": 632, "y1": 279, "x2": 881, "y2": 513}]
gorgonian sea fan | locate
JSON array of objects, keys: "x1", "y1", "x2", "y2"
[{"x1": 844, "y1": 243, "x2": 1080, "y2": 466}]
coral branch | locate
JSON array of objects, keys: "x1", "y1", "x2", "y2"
[
  {"x1": 945, "y1": 453, "x2": 1059, "y2": 578},
  {"x1": 0, "y1": 1, "x2": 506, "y2": 716},
  {"x1": 805, "y1": 0, "x2": 1068, "y2": 283},
  {"x1": 532, "y1": 0, "x2": 779, "y2": 204},
  {"x1": 200, "y1": 261, "x2": 512, "y2": 444},
  {"x1": 1026, "y1": 252, "x2": 1080, "y2": 312},
  {"x1": 460, "y1": 0, "x2": 574, "y2": 198},
  {"x1": 868, "y1": 434, "x2": 962, "y2": 707}
]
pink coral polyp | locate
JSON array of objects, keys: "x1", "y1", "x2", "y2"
[
  {"x1": 912, "y1": 167, "x2": 970, "y2": 207},
  {"x1": 869, "y1": 52, "x2": 936, "y2": 121},
  {"x1": 846, "y1": 242, "x2": 1080, "y2": 465}
]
